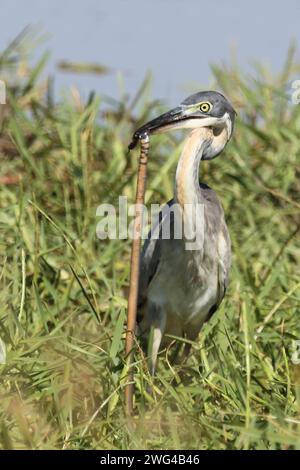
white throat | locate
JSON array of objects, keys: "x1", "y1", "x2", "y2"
[{"x1": 175, "y1": 127, "x2": 213, "y2": 208}]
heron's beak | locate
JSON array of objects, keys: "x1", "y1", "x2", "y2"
[{"x1": 128, "y1": 106, "x2": 221, "y2": 150}]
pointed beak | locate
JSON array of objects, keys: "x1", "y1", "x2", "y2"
[
  {"x1": 129, "y1": 106, "x2": 183, "y2": 150},
  {"x1": 128, "y1": 106, "x2": 223, "y2": 150}
]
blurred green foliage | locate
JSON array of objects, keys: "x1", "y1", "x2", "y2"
[{"x1": 0, "y1": 31, "x2": 300, "y2": 450}]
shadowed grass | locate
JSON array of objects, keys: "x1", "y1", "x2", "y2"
[{"x1": 0, "y1": 33, "x2": 300, "y2": 449}]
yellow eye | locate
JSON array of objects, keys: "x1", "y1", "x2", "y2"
[{"x1": 199, "y1": 102, "x2": 211, "y2": 113}]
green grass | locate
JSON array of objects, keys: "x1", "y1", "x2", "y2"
[{"x1": 0, "y1": 33, "x2": 300, "y2": 450}]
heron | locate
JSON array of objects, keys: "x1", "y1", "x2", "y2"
[{"x1": 130, "y1": 91, "x2": 236, "y2": 375}]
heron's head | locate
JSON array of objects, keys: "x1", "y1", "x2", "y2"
[{"x1": 129, "y1": 91, "x2": 236, "y2": 159}]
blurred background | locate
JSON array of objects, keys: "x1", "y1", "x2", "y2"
[
  {"x1": 1, "y1": 0, "x2": 300, "y2": 102},
  {"x1": 1, "y1": 0, "x2": 300, "y2": 451}
]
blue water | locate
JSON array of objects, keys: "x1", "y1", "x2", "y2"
[{"x1": 1, "y1": 0, "x2": 299, "y2": 105}]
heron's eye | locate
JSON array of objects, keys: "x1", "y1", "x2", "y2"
[{"x1": 199, "y1": 102, "x2": 212, "y2": 113}]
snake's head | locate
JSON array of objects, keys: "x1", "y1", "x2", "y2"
[{"x1": 128, "y1": 130, "x2": 149, "y2": 150}]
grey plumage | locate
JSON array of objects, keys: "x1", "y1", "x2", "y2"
[{"x1": 131, "y1": 91, "x2": 235, "y2": 373}]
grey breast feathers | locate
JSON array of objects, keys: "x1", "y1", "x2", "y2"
[{"x1": 137, "y1": 199, "x2": 176, "y2": 312}]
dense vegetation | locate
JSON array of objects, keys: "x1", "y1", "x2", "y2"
[{"x1": 0, "y1": 32, "x2": 300, "y2": 449}]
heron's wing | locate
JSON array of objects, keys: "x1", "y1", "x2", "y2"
[
  {"x1": 206, "y1": 222, "x2": 231, "y2": 321},
  {"x1": 219, "y1": 223, "x2": 231, "y2": 296},
  {"x1": 200, "y1": 184, "x2": 231, "y2": 322},
  {"x1": 138, "y1": 198, "x2": 175, "y2": 310}
]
